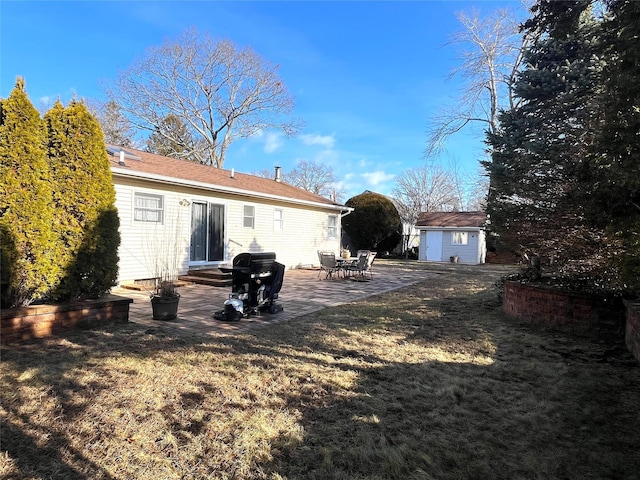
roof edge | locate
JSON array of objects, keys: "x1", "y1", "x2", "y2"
[{"x1": 111, "y1": 167, "x2": 351, "y2": 212}]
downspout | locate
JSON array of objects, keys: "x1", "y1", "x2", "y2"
[{"x1": 339, "y1": 207, "x2": 354, "y2": 251}]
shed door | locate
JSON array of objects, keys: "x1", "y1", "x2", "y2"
[{"x1": 426, "y1": 231, "x2": 443, "y2": 261}]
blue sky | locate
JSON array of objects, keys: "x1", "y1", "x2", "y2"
[{"x1": 1, "y1": 0, "x2": 526, "y2": 201}]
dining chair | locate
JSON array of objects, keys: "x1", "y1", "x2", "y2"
[
  {"x1": 364, "y1": 251, "x2": 377, "y2": 279},
  {"x1": 318, "y1": 251, "x2": 338, "y2": 280},
  {"x1": 346, "y1": 251, "x2": 369, "y2": 279}
]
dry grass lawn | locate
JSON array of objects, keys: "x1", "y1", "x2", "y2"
[{"x1": 2, "y1": 263, "x2": 639, "y2": 479}]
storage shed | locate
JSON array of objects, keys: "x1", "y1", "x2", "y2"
[{"x1": 416, "y1": 211, "x2": 487, "y2": 264}]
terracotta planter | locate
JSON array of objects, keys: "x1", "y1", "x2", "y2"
[{"x1": 150, "y1": 294, "x2": 180, "y2": 320}]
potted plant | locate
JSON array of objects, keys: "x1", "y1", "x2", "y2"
[
  {"x1": 150, "y1": 267, "x2": 180, "y2": 321},
  {"x1": 147, "y1": 199, "x2": 189, "y2": 321},
  {"x1": 341, "y1": 246, "x2": 351, "y2": 259}
]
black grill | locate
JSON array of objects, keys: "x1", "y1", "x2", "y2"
[{"x1": 214, "y1": 252, "x2": 284, "y2": 321}]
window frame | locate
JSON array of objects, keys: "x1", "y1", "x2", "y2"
[
  {"x1": 133, "y1": 192, "x2": 164, "y2": 224},
  {"x1": 274, "y1": 208, "x2": 284, "y2": 231},
  {"x1": 243, "y1": 204, "x2": 256, "y2": 229},
  {"x1": 451, "y1": 231, "x2": 468, "y2": 246},
  {"x1": 327, "y1": 214, "x2": 338, "y2": 240}
]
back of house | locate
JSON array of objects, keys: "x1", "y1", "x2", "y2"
[{"x1": 107, "y1": 145, "x2": 350, "y2": 285}]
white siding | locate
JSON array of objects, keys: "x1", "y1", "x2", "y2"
[
  {"x1": 224, "y1": 200, "x2": 341, "y2": 269},
  {"x1": 113, "y1": 177, "x2": 342, "y2": 284},
  {"x1": 441, "y1": 230, "x2": 481, "y2": 264},
  {"x1": 417, "y1": 228, "x2": 486, "y2": 264},
  {"x1": 114, "y1": 180, "x2": 191, "y2": 284}
]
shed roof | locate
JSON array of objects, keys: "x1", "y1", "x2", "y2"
[
  {"x1": 107, "y1": 145, "x2": 346, "y2": 210},
  {"x1": 416, "y1": 211, "x2": 486, "y2": 228}
]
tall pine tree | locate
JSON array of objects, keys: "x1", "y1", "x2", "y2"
[
  {"x1": 485, "y1": 8, "x2": 611, "y2": 280},
  {"x1": 585, "y1": 0, "x2": 640, "y2": 292}
]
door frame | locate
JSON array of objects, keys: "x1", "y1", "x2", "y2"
[
  {"x1": 189, "y1": 199, "x2": 227, "y2": 266},
  {"x1": 425, "y1": 230, "x2": 443, "y2": 261}
]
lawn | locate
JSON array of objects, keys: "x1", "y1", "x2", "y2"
[{"x1": 2, "y1": 264, "x2": 639, "y2": 479}]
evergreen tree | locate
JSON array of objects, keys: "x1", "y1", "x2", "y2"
[
  {"x1": 343, "y1": 192, "x2": 401, "y2": 252},
  {"x1": 0, "y1": 78, "x2": 58, "y2": 307},
  {"x1": 45, "y1": 100, "x2": 120, "y2": 301},
  {"x1": 146, "y1": 114, "x2": 199, "y2": 161},
  {"x1": 97, "y1": 100, "x2": 134, "y2": 147},
  {"x1": 485, "y1": 9, "x2": 610, "y2": 279},
  {"x1": 585, "y1": 0, "x2": 640, "y2": 292}
]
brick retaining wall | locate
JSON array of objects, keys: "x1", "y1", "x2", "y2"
[
  {"x1": 503, "y1": 281, "x2": 625, "y2": 340},
  {"x1": 1, "y1": 295, "x2": 132, "y2": 344},
  {"x1": 625, "y1": 300, "x2": 640, "y2": 362}
]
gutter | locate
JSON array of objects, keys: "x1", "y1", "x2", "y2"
[
  {"x1": 416, "y1": 226, "x2": 486, "y2": 231},
  {"x1": 111, "y1": 167, "x2": 353, "y2": 214}
]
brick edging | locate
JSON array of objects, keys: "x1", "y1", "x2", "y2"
[
  {"x1": 624, "y1": 300, "x2": 640, "y2": 362},
  {"x1": 1, "y1": 295, "x2": 133, "y2": 344},
  {"x1": 502, "y1": 280, "x2": 625, "y2": 340}
]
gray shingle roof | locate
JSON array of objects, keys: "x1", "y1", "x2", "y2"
[
  {"x1": 107, "y1": 145, "x2": 344, "y2": 208},
  {"x1": 416, "y1": 211, "x2": 486, "y2": 228}
]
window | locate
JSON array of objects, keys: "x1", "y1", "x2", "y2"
[
  {"x1": 327, "y1": 215, "x2": 337, "y2": 239},
  {"x1": 243, "y1": 205, "x2": 255, "y2": 228},
  {"x1": 452, "y1": 231, "x2": 468, "y2": 245},
  {"x1": 134, "y1": 192, "x2": 163, "y2": 223},
  {"x1": 274, "y1": 208, "x2": 284, "y2": 231}
]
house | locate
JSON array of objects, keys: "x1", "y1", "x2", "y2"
[
  {"x1": 106, "y1": 145, "x2": 351, "y2": 285},
  {"x1": 416, "y1": 211, "x2": 487, "y2": 264}
]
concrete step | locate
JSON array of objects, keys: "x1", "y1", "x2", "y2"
[
  {"x1": 178, "y1": 274, "x2": 232, "y2": 287},
  {"x1": 185, "y1": 269, "x2": 230, "y2": 280},
  {"x1": 120, "y1": 279, "x2": 193, "y2": 292}
]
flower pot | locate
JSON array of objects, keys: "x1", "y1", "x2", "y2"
[{"x1": 151, "y1": 294, "x2": 180, "y2": 320}]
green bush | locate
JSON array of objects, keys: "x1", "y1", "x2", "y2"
[
  {"x1": 0, "y1": 79, "x2": 58, "y2": 307},
  {"x1": 343, "y1": 192, "x2": 401, "y2": 252},
  {"x1": 45, "y1": 100, "x2": 120, "y2": 301}
]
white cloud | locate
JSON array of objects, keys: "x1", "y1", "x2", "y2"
[
  {"x1": 300, "y1": 133, "x2": 335, "y2": 149},
  {"x1": 362, "y1": 170, "x2": 395, "y2": 186},
  {"x1": 263, "y1": 132, "x2": 283, "y2": 153}
]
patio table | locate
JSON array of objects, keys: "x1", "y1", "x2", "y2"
[{"x1": 336, "y1": 257, "x2": 358, "y2": 278}]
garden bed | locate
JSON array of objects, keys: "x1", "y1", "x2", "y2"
[
  {"x1": 502, "y1": 280, "x2": 626, "y2": 340},
  {"x1": 1, "y1": 295, "x2": 132, "y2": 344}
]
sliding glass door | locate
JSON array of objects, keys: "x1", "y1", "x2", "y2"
[{"x1": 190, "y1": 202, "x2": 225, "y2": 262}]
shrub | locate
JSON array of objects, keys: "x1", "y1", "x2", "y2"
[
  {"x1": 0, "y1": 78, "x2": 58, "y2": 307},
  {"x1": 45, "y1": 100, "x2": 120, "y2": 301},
  {"x1": 343, "y1": 191, "x2": 401, "y2": 252}
]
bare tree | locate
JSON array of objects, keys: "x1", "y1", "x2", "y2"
[
  {"x1": 105, "y1": 27, "x2": 301, "y2": 168},
  {"x1": 391, "y1": 165, "x2": 459, "y2": 254},
  {"x1": 88, "y1": 99, "x2": 135, "y2": 147},
  {"x1": 252, "y1": 160, "x2": 345, "y2": 201},
  {"x1": 447, "y1": 156, "x2": 489, "y2": 211},
  {"x1": 425, "y1": 5, "x2": 533, "y2": 157},
  {"x1": 286, "y1": 160, "x2": 345, "y2": 200}
]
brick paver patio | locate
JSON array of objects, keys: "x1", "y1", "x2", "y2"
[{"x1": 113, "y1": 261, "x2": 435, "y2": 338}]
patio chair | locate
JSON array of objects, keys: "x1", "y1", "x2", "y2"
[
  {"x1": 318, "y1": 251, "x2": 338, "y2": 280},
  {"x1": 364, "y1": 251, "x2": 377, "y2": 279},
  {"x1": 346, "y1": 251, "x2": 369, "y2": 279}
]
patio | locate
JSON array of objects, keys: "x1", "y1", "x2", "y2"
[{"x1": 113, "y1": 260, "x2": 435, "y2": 337}]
